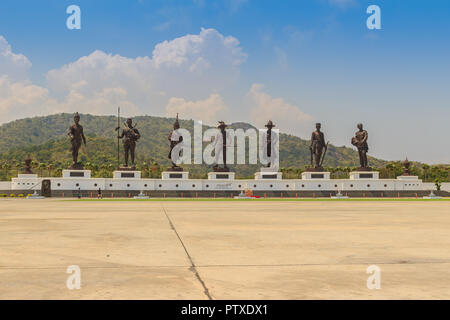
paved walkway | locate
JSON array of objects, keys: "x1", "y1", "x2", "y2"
[{"x1": 0, "y1": 200, "x2": 449, "y2": 299}]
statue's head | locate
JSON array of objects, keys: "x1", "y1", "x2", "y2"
[
  {"x1": 218, "y1": 121, "x2": 227, "y2": 131},
  {"x1": 173, "y1": 113, "x2": 180, "y2": 130},
  {"x1": 316, "y1": 123, "x2": 321, "y2": 131},
  {"x1": 126, "y1": 118, "x2": 132, "y2": 127},
  {"x1": 265, "y1": 120, "x2": 275, "y2": 129},
  {"x1": 74, "y1": 112, "x2": 80, "y2": 124},
  {"x1": 357, "y1": 123, "x2": 363, "y2": 130}
]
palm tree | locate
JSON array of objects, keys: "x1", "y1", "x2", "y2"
[
  {"x1": 38, "y1": 163, "x2": 46, "y2": 177},
  {"x1": 47, "y1": 163, "x2": 55, "y2": 177},
  {"x1": 14, "y1": 161, "x2": 21, "y2": 175},
  {"x1": 141, "y1": 161, "x2": 149, "y2": 178},
  {"x1": 385, "y1": 163, "x2": 395, "y2": 179},
  {"x1": 343, "y1": 166, "x2": 351, "y2": 178}
]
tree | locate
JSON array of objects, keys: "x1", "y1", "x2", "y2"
[{"x1": 434, "y1": 178, "x2": 442, "y2": 191}]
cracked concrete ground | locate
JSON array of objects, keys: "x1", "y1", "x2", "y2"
[{"x1": 0, "y1": 199, "x2": 449, "y2": 299}]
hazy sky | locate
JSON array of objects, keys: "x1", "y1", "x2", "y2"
[{"x1": 0, "y1": 0, "x2": 449, "y2": 163}]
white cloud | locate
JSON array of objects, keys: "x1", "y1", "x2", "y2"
[
  {"x1": 0, "y1": 76, "x2": 58, "y2": 121},
  {"x1": 165, "y1": 93, "x2": 229, "y2": 125},
  {"x1": 44, "y1": 28, "x2": 246, "y2": 115},
  {"x1": 0, "y1": 36, "x2": 32, "y2": 81},
  {"x1": 0, "y1": 29, "x2": 246, "y2": 123},
  {"x1": 152, "y1": 28, "x2": 246, "y2": 69},
  {"x1": 246, "y1": 84, "x2": 314, "y2": 137}
]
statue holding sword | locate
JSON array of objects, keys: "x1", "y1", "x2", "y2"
[{"x1": 308, "y1": 123, "x2": 328, "y2": 171}]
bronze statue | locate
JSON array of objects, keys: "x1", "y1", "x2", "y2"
[
  {"x1": 24, "y1": 156, "x2": 33, "y2": 174},
  {"x1": 117, "y1": 118, "x2": 140, "y2": 168},
  {"x1": 67, "y1": 112, "x2": 86, "y2": 169},
  {"x1": 265, "y1": 120, "x2": 275, "y2": 168},
  {"x1": 168, "y1": 114, "x2": 183, "y2": 171},
  {"x1": 351, "y1": 123, "x2": 369, "y2": 169},
  {"x1": 309, "y1": 123, "x2": 327, "y2": 171},
  {"x1": 402, "y1": 157, "x2": 411, "y2": 176},
  {"x1": 213, "y1": 121, "x2": 230, "y2": 172}
]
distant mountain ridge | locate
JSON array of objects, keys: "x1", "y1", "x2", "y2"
[{"x1": 0, "y1": 113, "x2": 387, "y2": 177}]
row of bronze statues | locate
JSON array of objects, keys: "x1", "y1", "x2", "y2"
[{"x1": 67, "y1": 112, "x2": 371, "y2": 172}]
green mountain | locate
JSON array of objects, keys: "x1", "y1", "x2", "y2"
[{"x1": 0, "y1": 113, "x2": 387, "y2": 178}]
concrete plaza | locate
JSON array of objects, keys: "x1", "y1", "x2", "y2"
[{"x1": 0, "y1": 199, "x2": 449, "y2": 299}]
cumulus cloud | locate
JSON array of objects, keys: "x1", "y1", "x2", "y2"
[
  {"x1": 165, "y1": 94, "x2": 229, "y2": 125},
  {"x1": 0, "y1": 76, "x2": 58, "y2": 121},
  {"x1": 0, "y1": 28, "x2": 247, "y2": 123},
  {"x1": 45, "y1": 28, "x2": 246, "y2": 115},
  {"x1": 0, "y1": 37, "x2": 58, "y2": 122},
  {"x1": 0, "y1": 36, "x2": 32, "y2": 81},
  {"x1": 246, "y1": 84, "x2": 314, "y2": 137}
]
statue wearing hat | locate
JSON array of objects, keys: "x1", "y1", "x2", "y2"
[
  {"x1": 168, "y1": 114, "x2": 183, "y2": 171},
  {"x1": 67, "y1": 112, "x2": 86, "y2": 169},
  {"x1": 309, "y1": 123, "x2": 327, "y2": 171},
  {"x1": 213, "y1": 121, "x2": 231, "y2": 172},
  {"x1": 117, "y1": 118, "x2": 140, "y2": 168}
]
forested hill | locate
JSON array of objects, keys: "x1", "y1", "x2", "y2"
[{"x1": 0, "y1": 113, "x2": 386, "y2": 177}]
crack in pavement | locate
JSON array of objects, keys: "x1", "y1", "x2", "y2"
[{"x1": 160, "y1": 203, "x2": 212, "y2": 300}]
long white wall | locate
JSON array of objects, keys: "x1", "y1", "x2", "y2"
[
  {"x1": 7, "y1": 175, "x2": 441, "y2": 192},
  {"x1": 0, "y1": 181, "x2": 11, "y2": 190}
]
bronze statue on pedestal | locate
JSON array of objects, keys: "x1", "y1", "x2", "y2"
[
  {"x1": 265, "y1": 120, "x2": 275, "y2": 168},
  {"x1": 67, "y1": 112, "x2": 86, "y2": 169},
  {"x1": 308, "y1": 123, "x2": 328, "y2": 172},
  {"x1": 117, "y1": 118, "x2": 140, "y2": 169},
  {"x1": 402, "y1": 157, "x2": 411, "y2": 176},
  {"x1": 213, "y1": 121, "x2": 230, "y2": 172},
  {"x1": 351, "y1": 123, "x2": 369, "y2": 170},
  {"x1": 24, "y1": 156, "x2": 33, "y2": 174},
  {"x1": 168, "y1": 114, "x2": 183, "y2": 171}
]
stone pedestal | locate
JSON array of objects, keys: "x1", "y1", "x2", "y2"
[
  {"x1": 349, "y1": 171, "x2": 379, "y2": 180},
  {"x1": 208, "y1": 172, "x2": 235, "y2": 180},
  {"x1": 62, "y1": 170, "x2": 91, "y2": 178},
  {"x1": 254, "y1": 172, "x2": 282, "y2": 180},
  {"x1": 396, "y1": 175, "x2": 419, "y2": 181},
  {"x1": 17, "y1": 174, "x2": 38, "y2": 179},
  {"x1": 161, "y1": 171, "x2": 189, "y2": 180},
  {"x1": 113, "y1": 171, "x2": 141, "y2": 179},
  {"x1": 301, "y1": 171, "x2": 331, "y2": 180}
]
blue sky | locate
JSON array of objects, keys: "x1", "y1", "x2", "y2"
[{"x1": 0, "y1": 0, "x2": 449, "y2": 163}]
